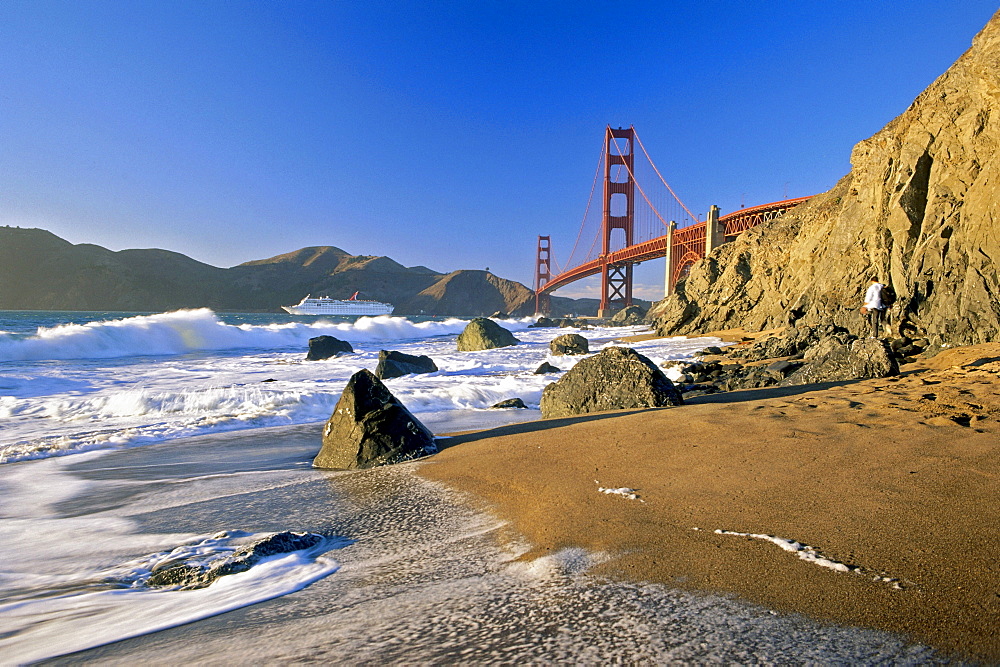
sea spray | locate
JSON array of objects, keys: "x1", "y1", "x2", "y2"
[
  {"x1": 0, "y1": 309, "x2": 538, "y2": 362},
  {"x1": 1, "y1": 310, "x2": 712, "y2": 464}
]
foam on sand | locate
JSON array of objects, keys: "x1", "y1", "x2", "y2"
[
  {"x1": 596, "y1": 482, "x2": 643, "y2": 501},
  {"x1": 713, "y1": 529, "x2": 906, "y2": 589}
]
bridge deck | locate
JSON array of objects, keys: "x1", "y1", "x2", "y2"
[{"x1": 539, "y1": 195, "x2": 811, "y2": 297}]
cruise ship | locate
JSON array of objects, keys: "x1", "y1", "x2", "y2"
[{"x1": 281, "y1": 292, "x2": 394, "y2": 316}]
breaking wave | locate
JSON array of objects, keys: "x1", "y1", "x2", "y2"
[{"x1": 0, "y1": 309, "x2": 534, "y2": 362}]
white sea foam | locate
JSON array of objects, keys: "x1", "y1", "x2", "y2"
[
  {"x1": 0, "y1": 309, "x2": 536, "y2": 362},
  {"x1": 0, "y1": 426, "x2": 936, "y2": 663},
  {"x1": 0, "y1": 311, "x2": 715, "y2": 464},
  {"x1": 714, "y1": 529, "x2": 856, "y2": 573},
  {"x1": 712, "y1": 529, "x2": 907, "y2": 589},
  {"x1": 597, "y1": 486, "x2": 643, "y2": 501},
  {"x1": 0, "y1": 542, "x2": 341, "y2": 664}
]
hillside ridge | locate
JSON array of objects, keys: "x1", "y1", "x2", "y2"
[{"x1": 0, "y1": 226, "x2": 542, "y2": 316}]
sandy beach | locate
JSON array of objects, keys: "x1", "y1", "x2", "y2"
[{"x1": 420, "y1": 339, "x2": 1000, "y2": 661}]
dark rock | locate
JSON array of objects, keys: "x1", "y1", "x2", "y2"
[
  {"x1": 782, "y1": 338, "x2": 899, "y2": 386},
  {"x1": 147, "y1": 532, "x2": 325, "y2": 589},
  {"x1": 696, "y1": 346, "x2": 724, "y2": 356},
  {"x1": 534, "y1": 361, "x2": 561, "y2": 374},
  {"x1": 313, "y1": 369, "x2": 437, "y2": 469},
  {"x1": 540, "y1": 346, "x2": 683, "y2": 419},
  {"x1": 530, "y1": 316, "x2": 556, "y2": 328},
  {"x1": 727, "y1": 326, "x2": 837, "y2": 362},
  {"x1": 890, "y1": 337, "x2": 911, "y2": 352},
  {"x1": 489, "y1": 311, "x2": 509, "y2": 319},
  {"x1": 682, "y1": 385, "x2": 719, "y2": 398},
  {"x1": 491, "y1": 398, "x2": 527, "y2": 409},
  {"x1": 765, "y1": 360, "x2": 801, "y2": 379},
  {"x1": 306, "y1": 335, "x2": 354, "y2": 361},
  {"x1": 374, "y1": 350, "x2": 438, "y2": 380},
  {"x1": 549, "y1": 333, "x2": 589, "y2": 355},
  {"x1": 456, "y1": 317, "x2": 520, "y2": 351},
  {"x1": 608, "y1": 305, "x2": 648, "y2": 326}
]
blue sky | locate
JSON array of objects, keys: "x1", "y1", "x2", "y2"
[{"x1": 2, "y1": 1, "x2": 996, "y2": 300}]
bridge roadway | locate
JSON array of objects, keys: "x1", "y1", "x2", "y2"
[{"x1": 539, "y1": 195, "x2": 812, "y2": 297}]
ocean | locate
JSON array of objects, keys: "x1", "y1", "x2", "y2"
[{"x1": 0, "y1": 309, "x2": 935, "y2": 663}]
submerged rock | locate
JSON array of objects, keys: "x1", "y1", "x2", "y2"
[
  {"x1": 313, "y1": 369, "x2": 437, "y2": 469},
  {"x1": 306, "y1": 335, "x2": 354, "y2": 361},
  {"x1": 456, "y1": 317, "x2": 520, "y2": 351},
  {"x1": 540, "y1": 346, "x2": 683, "y2": 419},
  {"x1": 147, "y1": 531, "x2": 325, "y2": 589},
  {"x1": 549, "y1": 333, "x2": 589, "y2": 356},
  {"x1": 534, "y1": 361, "x2": 561, "y2": 374},
  {"x1": 374, "y1": 350, "x2": 438, "y2": 380},
  {"x1": 491, "y1": 397, "x2": 527, "y2": 409}
]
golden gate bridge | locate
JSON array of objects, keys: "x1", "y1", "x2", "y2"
[{"x1": 534, "y1": 126, "x2": 811, "y2": 316}]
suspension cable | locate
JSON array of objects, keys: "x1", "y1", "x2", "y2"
[
  {"x1": 609, "y1": 127, "x2": 670, "y2": 230},
  {"x1": 634, "y1": 129, "x2": 700, "y2": 223},
  {"x1": 556, "y1": 138, "x2": 605, "y2": 274}
]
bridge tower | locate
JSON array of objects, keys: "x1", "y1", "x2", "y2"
[
  {"x1": 534, "y1": 235, "x2": 552, "y2": 315},
  {"x1": 598, "y1": 126, "x2": 635, "y2": 318}
]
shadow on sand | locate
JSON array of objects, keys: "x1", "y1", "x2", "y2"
[{"x1": 436, "y1": 375, "x2": 897, "y2": 449}]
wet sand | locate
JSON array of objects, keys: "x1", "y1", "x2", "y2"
[{"x1": 420, "y1": 341, "x2": 1000, "y2": 661}]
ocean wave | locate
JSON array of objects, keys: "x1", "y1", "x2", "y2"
[{"x1": 0, "y1": 309, "x2": 534, "y2": 362}]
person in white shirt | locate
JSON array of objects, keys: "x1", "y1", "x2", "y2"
[{"x1": 861, "y1": 277, "x2": 886, "y2": 338}]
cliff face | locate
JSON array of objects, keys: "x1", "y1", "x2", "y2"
[{"x1": 652, "y1": 11, "x2": 1000, "y2": 346}]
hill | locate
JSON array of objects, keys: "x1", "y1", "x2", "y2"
[
  {"x1": 0, "y1": 227, "x2": 542, "y2": 316},
  {"x1": 651, "y1": 10, "x2": 1000, "y2": 347}
]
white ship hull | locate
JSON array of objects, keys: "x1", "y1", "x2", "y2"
[{"x1": 281, "y1": 295, "x2": 394, "y2": 316}]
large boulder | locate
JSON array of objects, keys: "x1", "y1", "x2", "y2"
[
  {"x1": 313, "y1": 369, "x2": 437, "y2": 469},
  {"x1": 540, "y1": 346, "x2": 683, "y2": 419},
  {"x1": 609, "y1": 305, "x2": 647, "y2": 326},
  {"x1": 549, "y1": 333, "x2": 589, "y2": 355},
  {"x1": 306, "y1": 335, "x2": 354, "y2": 361},
  {"x1": 456, "y1": 317, "x2": 520, "y2": 351},
  {"x1": 782, "y1": 337, "x2": 899, "y2": 386},
  {"x1": 374, "y1": 350, "x2": 438, "y2": 380}
]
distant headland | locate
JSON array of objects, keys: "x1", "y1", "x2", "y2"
[{"x1": 0, "y1": 226, "x2": 643, "y2": 316}]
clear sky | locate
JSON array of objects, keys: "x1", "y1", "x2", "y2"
[{"x1": 2, "y1": 1, "x2": 997, "y2": 300}]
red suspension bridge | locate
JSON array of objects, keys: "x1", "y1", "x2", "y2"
[{"x1": 534, "y1": 126, "x2": 811, "y2": 316}]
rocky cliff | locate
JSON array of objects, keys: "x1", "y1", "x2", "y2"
[{"x1": 652, "y1": 11, "x2": 1000, "y2": 347}]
